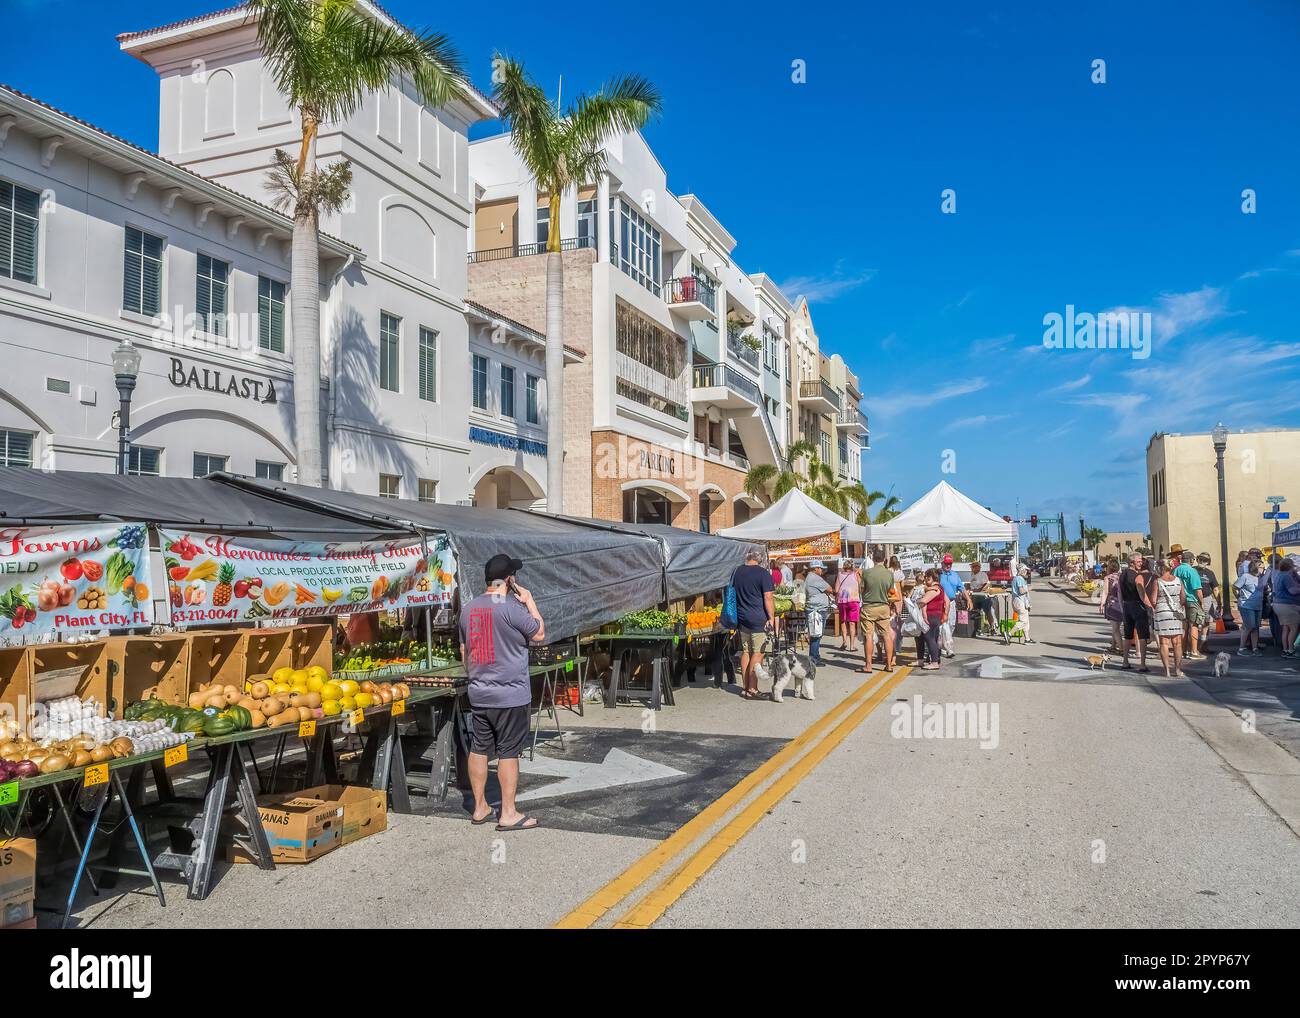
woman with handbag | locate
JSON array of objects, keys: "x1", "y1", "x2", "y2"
[
  {"x1": 1100, "y1": 559, "x2": 1124, "y2": 652},
  {"x1": 835, "y1": 559, "x2": 862, "y2": 653},
  {"x1": 1152, "y1": 558, "x2": 1188, "y2": 677},
  {"x1": 917, "y1": 569, "x2": 947, "y2": 669}
]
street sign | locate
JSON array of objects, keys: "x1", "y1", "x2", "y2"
[
  {"x1": 1267, "y1": 495, "x2": 1287, "y2": 504},
  {"x1": 1264, "y1": 512, "x2": 1290, "y2": 520}
]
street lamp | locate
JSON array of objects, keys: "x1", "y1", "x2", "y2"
[
  {"x1": 1212, "y1": 422, "x2": 1231, "y2": 624},
  {"x1": 111, "y1": 340, "x2": 142, "y2": 475}
]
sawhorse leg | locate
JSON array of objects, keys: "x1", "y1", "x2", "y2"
[{"x1": 189, "y1": 743, "x2": 274, "y2": 900}]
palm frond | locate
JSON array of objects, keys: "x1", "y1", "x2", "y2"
[
  {"x1": 743, "y1": 463, "x2": 778, "y2": 498},
  {"x1": 266, "y1": 148, "x2": 354, "y2": 215},
  {"x1": 564, "y1": 75, "x2": 661, "y2": 157}
]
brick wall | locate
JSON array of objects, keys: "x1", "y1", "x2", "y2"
[
  {"x1": 590, "y1": 429, "x2": 751, "y2": 531},
  {"x1": 468, "y1": 248, "x2": 596, "y2": 513}
]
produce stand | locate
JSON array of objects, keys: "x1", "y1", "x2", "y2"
[
  {"x1": 680, "y1": 626, "x2": 737, "y2": 688},
  {"x1": 582, "y1": 632, "x2": 679, "y2": 711}
]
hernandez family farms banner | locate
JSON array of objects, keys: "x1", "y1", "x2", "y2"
[
  {"x1": 159, "y1": 530, "x2": 458, "y2": 626},
  {"x1": 0, "y1": 523, "x2": 154, "y2": 640}
]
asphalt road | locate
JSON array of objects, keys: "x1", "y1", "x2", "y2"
[{"x1": 67, "y1": 583, "x2": 1300, "y2": 929}]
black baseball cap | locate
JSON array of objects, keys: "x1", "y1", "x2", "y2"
[{"x1": 485, "y1": 553, "x2": 523, "y2": 583}]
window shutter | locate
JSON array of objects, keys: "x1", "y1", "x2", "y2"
[
  {"x1": 195, "y1": 255, "x2": 211, "y2": 325},
  {"x1": 123, "y1": 230, "x2": 142, "y2": 312},
  {"x1": 142, "y1": 234, "x2": 162, "y2": 315}
]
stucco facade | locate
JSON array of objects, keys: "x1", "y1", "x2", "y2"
[{"x1": 1147, "y1": 428, "x2": 1300, "y2": 562}]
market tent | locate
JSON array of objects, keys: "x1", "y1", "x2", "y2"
[
  {"x1": 549, "y1": 515, "x2": 762, "y2": 601},
  {"x1": 864, "y1": 481, "x2": 1017, "y2": 544},
  {"x1": 0, "y1": 467, "x2": 398, "y2": 538},
  {"x1": 214, "y1": 476, "x2": 666, "y2": 642},
  {"x1": 717, "y1": 487, "x2": 868, "y2": 543}
]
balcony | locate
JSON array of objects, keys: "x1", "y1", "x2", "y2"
[
  {"x1": 691, "y1": 362, "x2": 760, "y2": 411},
  {"x1": 467, "y1": 235, "x2": 593, "y2": 264},
  {"x1": 726, "y1": 324, "x2": 761, "y2": 373},
  {"x1": 666, "y1": 276, "x2": 717, "y2": 321},
  {"x1": 799, "y1": 378, "x2": 841, "y2": 414},
  {"x1": 836, "y1": 406, "x2": 869, "y2": 435}
]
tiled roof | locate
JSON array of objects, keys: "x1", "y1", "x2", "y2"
[
  {"x1": 116, "y1": 2, "x2": 499, "y2": 115},
  {"x1": 465, "y1": 300, "x2": 585, "y2": 359},
  {"x1": 0, "y1": 83, "x2": 359, "y2": 254}
]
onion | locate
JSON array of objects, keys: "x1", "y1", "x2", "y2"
[{"x1": 12, "y1": 760, "x2": 38, "y2": 779}]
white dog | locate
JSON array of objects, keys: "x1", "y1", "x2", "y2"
[
  {"x1": 756, "y1": 648, "x2": 816, "y2": 702},
  {"x1": 1213, "y1": 651, "x2": 1231, "y2": 678}
]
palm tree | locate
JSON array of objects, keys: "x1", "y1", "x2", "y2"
[
  {"x1": 744, "y1": 441, "x2": 878, "y2": 520},
  {"x1": 493, "y1": 58, "x2": 661, "y2": 513},
  {"x1": 871, "y1": 494, "x2": 902, "y2": 523},
  {"x1": 250, "y1": 0, "x2": 467, "y2": 486}
]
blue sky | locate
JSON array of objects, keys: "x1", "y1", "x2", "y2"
[{"x1": 6, "y1": 0, "x2": 1300, "y2": 541}]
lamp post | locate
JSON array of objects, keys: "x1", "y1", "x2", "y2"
[
  {"x1": 112, "y1": 340, "x2": 142, "y2": 475},
  {"x1": 1212, "y1": 422, "x2": 1232, "y2": 622}
]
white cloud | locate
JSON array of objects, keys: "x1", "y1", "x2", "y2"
[
  {"x1": 1050, "y1": 373, "x2": 1092, "y2": 392},
  {"x1": 779, "y1": 266, "x2": 877, "y2": 303},
  {"x1": 944, "y1": 414, "x2": 1010, "y2": 432},
  {"x1": 1103, "y1": 285, "x2": 1232, "y2": 346},
  {"x1": 868, "y1": 377, "x2": 988, "y2": 418}
]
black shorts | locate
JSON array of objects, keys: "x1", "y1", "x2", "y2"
[
  {"x1": 469, "y1": 705, "x2": 530, "y2": 760},
  {"x1": 1122, "y1": 601, "x2": 1150, "y2": 640}
]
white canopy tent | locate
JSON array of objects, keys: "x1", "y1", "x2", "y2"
[
  {"x1": 865, "y1": 480, "x2": 1018, "y2": 548},
  {"x1": 719, "y1": 487, "x2": 869, "y2": 544}
]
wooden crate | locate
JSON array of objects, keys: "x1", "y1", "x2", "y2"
[
  {"x1": 30, "y1": 641, "x2": 112, "y2": 715},
  {"x1": 109, "y1": 635, "x2": 191, "y2": 714},
  {"x1": 188, "y1": 631, "x2": 246, "y2": 697},
  {"x1": 0, "y1": 647, "x2": 31, "y2": 734},
  {"x1": 290, "y1": 624, "x2": 334, "y2": 673},
  {"x1": 243, "y1": 628, "x2": 293, "y2": 683}
]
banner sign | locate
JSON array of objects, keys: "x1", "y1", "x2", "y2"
[
  {"x1": 0, "y1": 523, "x2": 154, "y2": 641},
  {"x1": 159, "y1": 530, "x2": 457, "y2": 626},
  {"x1": 767, "y1": 530, "x2": 842, "y2": 561}
]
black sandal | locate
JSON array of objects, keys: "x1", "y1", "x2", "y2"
[{"x1": 496, "y1": 815, "x2": 539, "y2": 832}]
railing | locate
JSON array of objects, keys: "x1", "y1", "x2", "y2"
[
  {"x1": 691, "y1": 362, "x2": 760, "y2": 404},
  {"x1": 666, "y1": 275, "x2": 717, "y2": 312},
  {"x1": 799, "y1": 378, "x2": 841, "y2": 410},
  {"x1": 726, "y1": 327, "x2": 760, "y2": 372},
  {"x1": 467, "y1": 235, "x2": 593, "y2": 264},
  {"x1": 837, "y1": 406, "x2": 869, "y2": 430}
]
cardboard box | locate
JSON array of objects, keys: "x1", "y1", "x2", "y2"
[
  {"x1": 229, "y1": 792, "x2": 343, "y2": 864},
  {"x1": 0, "y1": 839, "x2": 36, "y2": 928},
  {"x1": 300, "y1": 784, "x2": 387, "y2": 846}
]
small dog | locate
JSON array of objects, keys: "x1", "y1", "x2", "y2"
[
  {"x1": 1214, "y1": 651, "x2": 1231, "y2": 677},
  {"x1": 1085, "y1": 652, "x2": 1109, "y2": 670},
  {"x1": 756, "y1": 648, "x2": 816, "y2": 702}
]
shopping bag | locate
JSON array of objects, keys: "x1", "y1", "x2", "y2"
[
  {"x1": 807, "y1": 608, "x2": 824, "y2": 639},
  {"x1": 956, "y1": 610, "x2": 970, "y2": 625},
  {"x1": 719, "y1": 568, "x2": 739, "y2": 629}
]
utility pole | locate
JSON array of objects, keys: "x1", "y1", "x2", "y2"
[{"x1": 1080, "y1": 514, "x2": 1088, "y2": 563}]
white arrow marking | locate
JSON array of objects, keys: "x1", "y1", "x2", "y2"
[
  {"x1": 516, "y1": 747, "x2": 686, "y2": 801},
  {"x1": 964, "y1": 655, "x2": 1105, "y2": 681}
]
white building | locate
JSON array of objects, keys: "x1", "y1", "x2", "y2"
[
  {"x1": 0, "y1": 4, "x2": 567, "y2": 508},
  {"x1": 467, "y1": 129, "x2": 789, "y2": 531}
]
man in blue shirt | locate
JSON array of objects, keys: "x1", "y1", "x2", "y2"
[
  {"x1": 937, "y1": 554, "x2": 966, "y2": 657},
  {"x1": 1171, "y1": 545, "x2": 1205, "y2": 659},
  {"x1": 732, "y1": 550, "x2": 775, "y2": 699}
]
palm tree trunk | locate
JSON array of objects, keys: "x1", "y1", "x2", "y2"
[
  {"x1": 291, "y1": 115, "x2": 323, "y2": 487},
  {"x1": 545, "y1": 249, "x2": 564, "y2": 512}
]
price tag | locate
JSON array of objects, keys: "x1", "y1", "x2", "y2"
[
  {"x1": 0, "y1": 781, "x2": 17, "y2": 806},
  {"x1": 298, "y1": 720, "x2": 316, "y2": 738},
  {"x1": 349, "y1": 708, "x2": 364, "y2": 727},
  {"x1": 84, "y1": 763, "x2": 108, "y2": 788},
  {"x1": 565, "y1": 660, "x2": 574, "y2": 672},
  {"x1": 164, "y1": 743, "x2": 188, "y2": 768},
  {"x1": 391, "y1": 699, "x2": 406, "y2": 717}
]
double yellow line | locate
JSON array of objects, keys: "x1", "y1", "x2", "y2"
[{"x1": 554, "y1": 664, "x2": 913, "y2": 929}]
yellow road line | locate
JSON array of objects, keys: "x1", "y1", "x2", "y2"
[
  {"x1": 612, "y1": 665, "x2": 913, "y2": 929},
  {"x1": 552, "y1": 667, "x2": 896, "y2": 929}
]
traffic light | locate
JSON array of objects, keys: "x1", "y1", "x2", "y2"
[{"x1": 1030, "y1": 514, "x2": 1038, "y2": 528}]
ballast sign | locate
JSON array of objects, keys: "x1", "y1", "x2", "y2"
[
  {"x1": 0, "y1": 524, "x2": 154, "y2": 641},
  {"x1": 158, "y1": 529, "x2": 457, "y2": 626}
]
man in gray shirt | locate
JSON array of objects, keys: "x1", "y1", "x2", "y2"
[
  {"x1": 460, "y1": 553, "x2": 545, "y2": 831},
  {"x1": 803, "y1": 560, "x2": 832, "y2": 665}
]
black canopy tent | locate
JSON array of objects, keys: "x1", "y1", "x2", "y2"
[
  {"x1": 0, "y1": 467, "x2": 398, "y2": 539},
  {"x1": 550, "y1": 515, "x2": 761, "y2": 601},
  {"x1": 210, "y1": 476, "x2": 670, "y2": 642},
  {"x1": 0, "y1": 468, "x2": 757, "y2": 643}
]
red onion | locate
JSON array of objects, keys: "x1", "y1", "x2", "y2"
[{"x1": 12, "y1": 760, "x2": 38, "y2": 779}]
